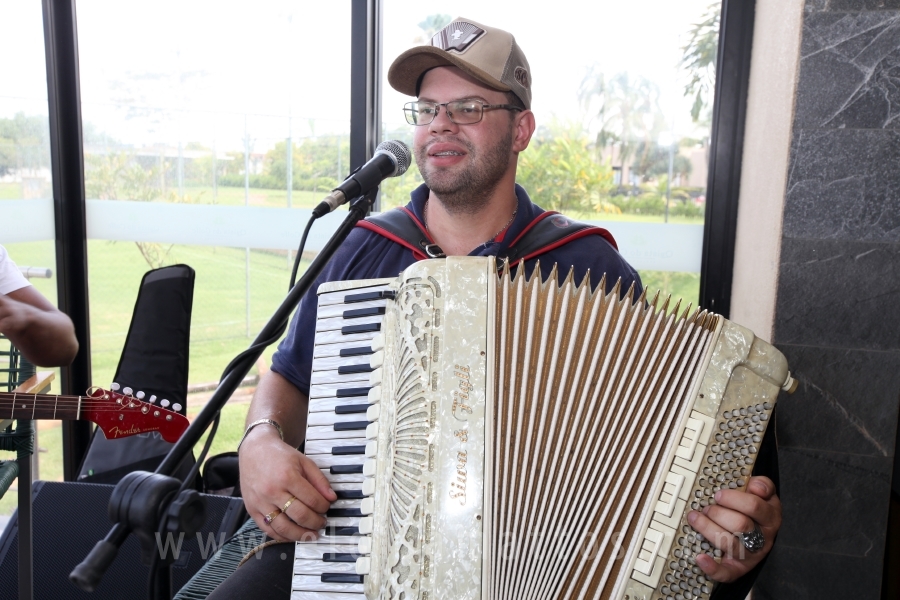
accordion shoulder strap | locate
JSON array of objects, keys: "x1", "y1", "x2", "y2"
[{"x1": 357, "y1": 207, "x2": 618, "y2": 265}]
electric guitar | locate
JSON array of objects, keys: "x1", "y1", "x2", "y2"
[{"x1": 0, "y1": 383, "x2": 189, "y2": 442}]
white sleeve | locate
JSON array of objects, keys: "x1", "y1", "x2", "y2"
[{"x1": 0, "y1": 245, "x2": 32, "y2": 295}]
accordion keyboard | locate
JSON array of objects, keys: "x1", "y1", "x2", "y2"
[{"x1": 292, "y1": 280, "x2": 394, "y2": 599}]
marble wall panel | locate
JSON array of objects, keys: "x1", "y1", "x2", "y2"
[
  {"x1": 754, "y1": 544, "x2": 884, "y2": 599},
  {"x1": 774, "y1": 447, "x2": 893, "y2": 555},
  {"x1": 775, "y1": 344, "x2": 900, "y2": 457},
  {"x1": 774, "y1": 237, "x2": 900, "y2": 350},
  {"x1": 828, "y1": 0, "x2": 900, "y2": 10},
  {"x1": 795, "y1": 11, "x2": 900, "y2": 129},
  {"x1": 782, "y1": 129, "x2": 900, "y2": 242}
]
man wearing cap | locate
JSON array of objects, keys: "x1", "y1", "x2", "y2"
[{"x1": 213, "y1": 17, "x2": 780, "y2": 599}]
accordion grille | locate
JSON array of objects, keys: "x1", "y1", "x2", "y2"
[{"x1": 487, "y1": 264, "x2": 718, "y2": 600}]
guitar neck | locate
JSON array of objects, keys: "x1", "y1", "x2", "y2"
[{"x1": 0, "y1": 392, "x2": 87, "y2": 421}]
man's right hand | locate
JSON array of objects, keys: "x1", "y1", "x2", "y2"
[
  {"x1": 238, "y1": 370, "x2": 337, "y2": 541},
  {"x1": 239, "y1": 424, "x2": 337, "y2": 541}
]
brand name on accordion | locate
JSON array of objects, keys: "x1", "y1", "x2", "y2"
[{"x1": 451, "y1": 364, "x2": 474, "y2": 420}]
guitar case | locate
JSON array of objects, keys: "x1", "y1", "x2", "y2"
[{"x1": 77, "y1": 264, "x2": 197, "y2": 485}]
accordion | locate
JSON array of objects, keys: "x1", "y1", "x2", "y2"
[{"x1": 295, "y1": 257, "x2": 794, "y2": 600}]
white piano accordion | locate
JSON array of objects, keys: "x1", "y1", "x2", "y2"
[{"x1": 295, "y1": 256, "x2": 795, "y2": 600}]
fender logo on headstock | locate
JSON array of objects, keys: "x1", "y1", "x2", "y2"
[{"x1": 105, "y1": 424, "x2": 161, "y2": 438}]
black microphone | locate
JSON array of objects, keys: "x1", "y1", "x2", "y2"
[{"x1": 312, "y1": 140, "x2": 411, "y2": 218}]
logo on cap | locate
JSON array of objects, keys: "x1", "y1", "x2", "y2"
[
  {"x1": 432, "y1": 21, "x2": 485, "y2": 53},
  {"x1": 550, "y1": 215, "x2": 571, "y2": 228},
  {"x1": 514, "y1": 67, "x2": 530, "y2": 89}
]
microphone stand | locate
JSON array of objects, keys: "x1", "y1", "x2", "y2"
[{"x1": 70, "y1": 190, "x2": 378, "y2": 598}]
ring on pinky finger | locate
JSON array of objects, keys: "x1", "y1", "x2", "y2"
[{"x1": 264, "y1": 508, "x2": 282, "y2": 525}]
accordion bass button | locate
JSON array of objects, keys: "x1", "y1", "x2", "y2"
[
  {"x1": 359, "y1": 516, "x2": 374, "y2": 534},
  {"x1": 370, "y1": 350, "x2": 384, "y2": 368},
  {"x1": 363, "y1": 459, "x2": 377, "y2": 476},
  {"x1": 371, "y1": 334, "x2": 384, "y2": 351},
  {"x1": 356, "y1": 556, "x2": 371, "y2": 575},
  {"x1": 360, "y1": 497, "x2": 375, "y2": 515},
  {"x1": 358, "y1": 536, "x2": 372, "y2": 555},
  {"x1": 367, "y1": 404, "x2": 381, "y2": 422}
]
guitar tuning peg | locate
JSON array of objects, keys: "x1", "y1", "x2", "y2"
[
  {"x1": 110, "y1": 383, "x2": 120, "y2": 391},
  {"x1": 149, "y1": 395, "x2": 157, "y2": 404},
  {"x1": 136, "y1": 391, "x2": 145, "y2": 399},
  {"x1": 123, "y1": 386, "x2": 133, "y2": 396},
  {"x1": 160, "y1": 399, "x2": 170, "y2": 408},
  {"x1": 172, "y1": 403, "x2": 183, "y2": 412}
]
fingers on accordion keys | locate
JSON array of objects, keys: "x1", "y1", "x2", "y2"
[
  {"x1": 370, "y1": 350, "x2": 384, "y2": 368},
  {"x1": 371, "y1": 333, "x2": 384, "y2": 351},
  {"x1": 356, "y1": 555, "x2": 371, "y2": 575}
]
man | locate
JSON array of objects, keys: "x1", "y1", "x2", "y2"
[
  {"x1": 0, "y1": 244, "x2": 78, "y2": 367},
  {"x1": 218, "y1": 17, "x2": 780, "y2": 598}
]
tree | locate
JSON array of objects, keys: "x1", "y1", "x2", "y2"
[
  {"x1": 0, "y1": 113, "x2": 50, "y2": 177},
  {"x1": 579, "y1": 70, "x2": 665, "y2": 176},
  {"x1": 681, "y1": 3, "x2": 720, "y2": 122},
  {"x1": 518, "y1": 123, "x2": 617, "y2": 215},
  {"x1": 84, "y1": 152, "x2": 175, "y2": 269},
  {"x1": 628, "y1": 141, "x2": 693, "y2": 183}
]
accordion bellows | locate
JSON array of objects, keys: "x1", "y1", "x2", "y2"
[{"x1": 299, "y1": 257, "x2": 794, "y2": 600}]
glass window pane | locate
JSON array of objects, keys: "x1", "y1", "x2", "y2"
[
  {"x1": 381, "y1": 4, "x2": 719, "y2": 306},
  {"x1": 0, "y1": 0, "x2": 61, "y2": 519},
  {"x1": 76, "y1": 1, "x2": 351, "y2": 425}
]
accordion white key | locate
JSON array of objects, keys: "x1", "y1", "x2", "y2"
[{"x1": 296, "y1": 256, "x2": 795, "y2": 600}]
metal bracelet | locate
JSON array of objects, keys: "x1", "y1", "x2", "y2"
[{"x1": 237, "y1": 418, "x2": 284, "y2": 454}]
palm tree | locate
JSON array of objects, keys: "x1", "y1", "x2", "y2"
[
  {"x1": 579, "y1": 69, "x2": 665, "y2": 181},
  {"x1": 681, "y1": 3, "x2": 720, "y2": 123}
]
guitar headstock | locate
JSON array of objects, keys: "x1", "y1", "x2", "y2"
[{"x1": 85, "y1": 385, "x2": 189, "y2": 443}]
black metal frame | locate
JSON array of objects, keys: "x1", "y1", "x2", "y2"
[
  {"x1": 42, "y1": 0, "x2": 93, "y2": 481},
  {"x1": 699, "y1": 0, "x2": 757, "y2": 318},
  {"x1": 350, "y1": 0, "x2": 383, "y2": 210}
]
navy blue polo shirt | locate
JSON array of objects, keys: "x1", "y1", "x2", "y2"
[{"x1": 271, "y1": 183, "x2": 642, "y2": 396}]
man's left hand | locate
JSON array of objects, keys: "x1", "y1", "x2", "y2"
[{"x1": 686, "y1": 475, "x2": 781, "y2": 583}]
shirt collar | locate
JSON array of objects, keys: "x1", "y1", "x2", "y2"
[{"x1": 407, "y1": 184, "x2": 543, "y2": 257}]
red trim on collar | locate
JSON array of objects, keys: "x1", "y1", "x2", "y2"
[
  {"x1": 507, "y1": 211, "x2": 560, "y2": 247},
  {"x1": 356, "y1": 220, "x2": 429, "y2": 260}
]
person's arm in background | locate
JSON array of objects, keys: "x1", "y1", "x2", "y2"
[{"x1": 0, "y1": 285, "x2": 78, "y2": 366}]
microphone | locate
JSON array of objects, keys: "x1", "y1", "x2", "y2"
[{"x1": 312, "y1": 140, "x2": 412, "y2": 217}]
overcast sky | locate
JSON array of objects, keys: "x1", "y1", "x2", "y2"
[{"x1": 1, "y1": 0, "x2": 715, "y2": 151}]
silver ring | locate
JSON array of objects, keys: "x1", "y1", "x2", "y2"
[{"x1": 735, "y1": 523, "x2": 765, "y2": 552}]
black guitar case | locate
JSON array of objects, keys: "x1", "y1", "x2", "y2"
[{"x1": 77, "y1": 264, "x2": 196, "y2": 485}]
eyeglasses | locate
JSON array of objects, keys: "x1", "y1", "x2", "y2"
[{"x1": 403, "y1": 100, "x2": 523, "y2": 126}]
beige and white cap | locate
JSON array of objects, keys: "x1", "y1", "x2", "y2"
[{"x1": 388, "y1": 17, "x2": 532, "y2": 109}]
